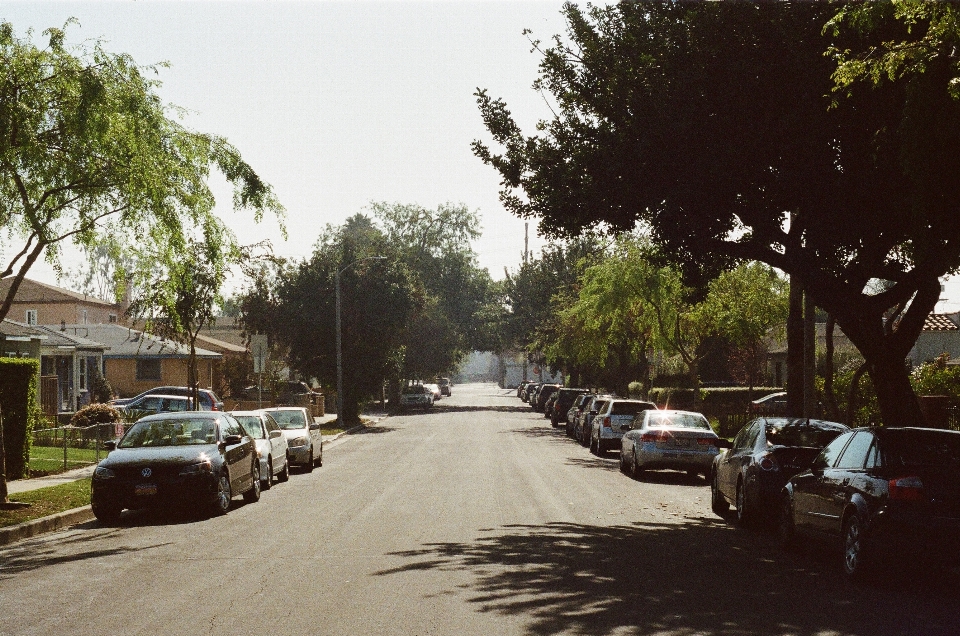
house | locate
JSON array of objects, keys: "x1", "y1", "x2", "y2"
[
  {"x1": 0, "y1": 277, "x2": 126, "y2": 327},
  {"x1": 1, "y1": 319, "x2": 108, "y2": 415},
  {"x1": 54, "y1": 324, "x2": 221, "y2": 398},
  {"x1": 907, "y1": 312, "x2": 960, "y2": 366}
]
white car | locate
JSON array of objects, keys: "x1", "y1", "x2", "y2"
[
  {"x1": 230, "y1": 410, "x2": 290, "y2": 489},
  {"x1": 620, "y1": 409, "x2": 720, "y2": 479},
  {"x1": 398, "y1": 385, "x2": 434, "y2": 411},
  {"x1": 261, "y1": 407, "x2": 322, "y2": 472},
  {"x1": 424, "y1": 383, "x2": 442, "y2": 401}
]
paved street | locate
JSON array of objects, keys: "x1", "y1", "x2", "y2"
[{"x1": 0, "y1": 383, "x2": 957, "y2": 636}]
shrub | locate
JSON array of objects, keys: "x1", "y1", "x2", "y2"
[
  {"x1": 70, "y1": 403, "x2": 122, "y2": 428},
  {"x1": 627, "y1": 381, "x2": 646, "y2": 399},
  {"x1": 0, "y1": 357, "x2": 42, "y2": 479}
]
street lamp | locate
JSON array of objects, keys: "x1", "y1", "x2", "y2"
[{"x1": 335, "y1": 255, "x2": 386, "y2": 428}]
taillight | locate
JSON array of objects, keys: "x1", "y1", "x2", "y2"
[
  {"x1": 602, "y1": 416, "x2": 611, "y2": 429},
  {"x1": 641, "y1": 430, "x2": 669, "y2": 442},
  {"x1": 888, "y1": 476, "x2": 924, "y2": 502},
  {"x1": 697, "y1": 437, "x2": 714, "y2": 446}
]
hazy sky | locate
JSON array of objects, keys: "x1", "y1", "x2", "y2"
[{"x1": 3, "y1": 0, "x2": 567, "y2": 293}]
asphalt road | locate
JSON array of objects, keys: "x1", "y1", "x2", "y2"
[{"x1": 0, "y1": 383, "x2": 957, "y2": 636}]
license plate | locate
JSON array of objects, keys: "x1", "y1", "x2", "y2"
[
  {"x1": 135, "y1": 483, "x2": 157, "y2": 496},
  {"x1": 674, "y1": 439, "x2": 691, "y2": 447}
]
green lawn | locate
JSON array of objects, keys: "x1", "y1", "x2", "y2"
[
  {"x1": 1, "y1": 479, "x2": 91, "y2": 528},
  {"x1": 29, "y1": 446, "x2": 102, "y2": 476}
]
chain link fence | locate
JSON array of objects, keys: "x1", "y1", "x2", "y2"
[{"x1": 28, "y1": 422, "x2": 129, "y2": 475}]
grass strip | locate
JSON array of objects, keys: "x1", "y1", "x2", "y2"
[{"x1": 1, "y1": 479, "x2": 91, "y2": 528}]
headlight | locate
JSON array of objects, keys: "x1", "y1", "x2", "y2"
[
  {"x1": 291, "y1": 436, "x2": 308, "y2": 446},
  {"x1": 179, "y1": 459, "x2": 213, "y2": 475},
  {"x1": 93, "y1": 466, "x2": 115, "y2": 480}
]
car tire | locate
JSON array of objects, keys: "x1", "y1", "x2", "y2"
[
  {"x1": 841, "y1": 511, "x2": 870, "y2": 581},
  {"x1": 243, "y1": 464, "x2": 261, "y2": 503},
  {"x1": 211, "y1": 471, "x2": 231, "y2": 516},
  {"x1": 619, "y1": 450, "x2": 629, "y2": 474},
  {"x1": 92, "y1": 501, "x2": 122, "y2": 525},
  {"x1": 262, "y1": 458, "x2": 272, "y2": 490},
  {"x1": 277, "y1": 458, "x2": 290, "y2": 482},
  {"x1": 736, "y1": 478, "x2": 753, "y2": 527},
  {"x1": 315, "y1": 442, "x2": 323, "y2": 468},
  {"x1": 304, "y1": 446, "x2": 314, "y2": 473},
  {"x1": 711, "y1": 471, "x2": 729, "y2": 515},
  {"x1": 778, "y1": 494, "x2": 798, "y2": 552},
  {"x1": 632, "y1": 449, "x2": 644, "y2": 479}
]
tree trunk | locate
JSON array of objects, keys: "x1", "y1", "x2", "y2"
[
  {"x1": 823, "y1": 314, "x2": 841, "y2": 421},
  {"x1": 786, "y1": 275, "x2": 804, "y2": 417},
  {"x1": 803, "y1": 288, "x2": 817, "y2": 417},
  {"x1": 0, "y1": 404, "x2": 8, "y2": 504},
  {"x1": 846, "y1": 362, "x2": 868, "y2": 426}
]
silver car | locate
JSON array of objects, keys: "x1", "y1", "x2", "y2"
[
  {"x1": 231, "y1": 410, "x2": 290, "y2": 489},
  {"x1": 590, "y1": 398, "x2": 656, "y2": 454},
  {"x1": 261, "y1": 407, "x2": 322, "y2": 472},
  {"x1": 620, "y1": 409, "x2": 720, "y2": 479}
]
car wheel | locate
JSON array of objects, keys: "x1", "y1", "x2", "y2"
[
  {"x1": 277, "y1": 457, "x2": 290, "y2": 482},
  {"x1": 315, "y1": 442, "x2": 323, "y2": 468},
  {"x1": 619, "y1": 449, "x2": 629, "y2": 474},
  {"x1": 736, "y1": 478, "x2": 753, "y2": 527},
  {"x1": 92, "y1": 501, "x2": 122, "y2": 525},
  {"x1": 711, "y1": 471, "x2": 729, "y2": 514},
  {"x1": 262, "y1": 458, "x2": 272, "y2": 490},
  {"x1": 842, "y1": 511, "x2": 869, "y2": 580},
  {"x1": 211, "y1": 471, "x2": 231, "y2": 516},
  {"x1": 778, "y1": 494, "x2": 798, "y2": 552},
  {"x1": 243, "y1": 464, "x2": 261, "y2": 503},
  {"x1": 304, "y1": 446, "x2": 314, "y2": 473}
]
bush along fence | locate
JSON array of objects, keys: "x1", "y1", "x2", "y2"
[
  {"x1": 646, "y1": 386, "x2": 783, "y2": 438},
  {"x1": 0, "y1": 357, "x2": 42, "y2": 480}
]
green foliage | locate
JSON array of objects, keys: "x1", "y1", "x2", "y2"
[
  {"x1": 648, "y1": 387, "x2": 781, "y2": 413},
  {"x1": 627, "y1": 381, "x2": 645, "y2": 399},
  {"x1": 911, "y1": 355, "x2": 960, "y2": 400},
  {"x1": 0, "y1": 357, "x2": 40, "y2": 479},
  {"x1": 474, "y1": 1, "x2": 960, "y2": 425},
  {"x1": 69, "y1": 403, "x2": 122, "y2": 428},
  {"x1": 0, "y1": 21, "x2": 283, "y2": 325}
]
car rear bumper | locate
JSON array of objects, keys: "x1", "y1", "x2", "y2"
[{"x1": 636, "y1": 444, "x2": 716, "y2": 472}]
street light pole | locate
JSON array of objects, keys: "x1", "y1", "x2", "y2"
[{"x1": 335, "y1": 255, "x2": 385, "y2": 428}]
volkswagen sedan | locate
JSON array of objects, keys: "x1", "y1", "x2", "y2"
[
  {"x1": 90, "y1": 412, "x2": 260, "y2": 522},
  {"x1": 621, "y1": 409, "x2": 720, "y2": 479}
]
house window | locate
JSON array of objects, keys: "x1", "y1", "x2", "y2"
[
  {"x1": 136, "y1": 358, "x2": 162, "y2": 381},
  {"x1": 78, "y1": 357, "x2": 87, "y2": 390},
  {"x1": 25, "y1": 309, "x2": 37, "y2": 325},
  {"x1": 81, "y1": 310, "x2": 87, "y2": 324},
  {"x1": 108, "y1": 314, "x2": 118, "y2": 323}
]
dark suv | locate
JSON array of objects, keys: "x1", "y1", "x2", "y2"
[
  {"x1": 111, "y1": 386, "x2": 224, "y2": 411},
  {"x1": 550, "y1": 388, "x2": 590, "y2": 427}
]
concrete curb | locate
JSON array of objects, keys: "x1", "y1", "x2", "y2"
[{"x1": 0, "y1": 505, "x2": 95, "y2": 547}]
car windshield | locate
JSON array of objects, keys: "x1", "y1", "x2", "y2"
[
  {"x1": 611, "y1": 402, "x2": 653, "y2": 416},
  {"x1": 266, "y1": 410, "x2": 307, "y2": 430},
  {"x1": 234, "y1": 416, "x2": 265, "y2": 439},
  {"x1": 647, "y1": 412, "x2": 711, "y2": 430},
  {"x1": 119, "y1": 418, "x2": 216, "y2": 448},
  {"x1": 882, "y1": 429, "x2": 960, "y2": 469},
  {"x1": 403, "y1": 386, "x2": 427, "y2": 395},
  {"x1": 766, "y1": 421, "x2": 846, "y2": 448}
]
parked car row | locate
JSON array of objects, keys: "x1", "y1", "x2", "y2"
[
  {"x1": 90, "y1": 405, "x2": 323, "y2": 523},
  {"x1": 521, "y1": 386, "x2": 960, "y2": 580}
]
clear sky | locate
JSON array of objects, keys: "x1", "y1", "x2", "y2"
[{"x1": 2, "y1": 0, "x2": 566, "y2": 293}]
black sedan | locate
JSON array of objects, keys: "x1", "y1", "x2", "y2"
[
  {"x1": 91, "y1": 411, "x2": 261, "y2": 523},
  {"x1": 711, "y1": 417, "x2": 849, "y2": 525},
  {"x1": 780, "y1": 427, "x2": 960, "y2": 580}
]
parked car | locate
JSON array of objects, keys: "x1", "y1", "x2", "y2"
[
  {"x1": 261, "y1": 407, "x2": 322, "y2": 472},
  {"x1": 749, "y1": 391, "x2": 787, "y2": 416},
  {"x1": 424, "y1": 383, "x2": 442, "y2": 401},
  {"x1": 436, "y1": 377, "x2": 452, "y2": 397},
  {"x1": 711, "y1": 417, "x2": 849, "y2": 525},
  {"x1": 534, "y1": 384, "x2": 560, "y2": 413},
  {"x1": 110, "y1": 386, "x2": 224, "y2": 411},
  {"x1": 567, "y1": 394, "x2": 593, "y2": 438},
  {"x1": 231, "y1": 410, "x2": 290, "y2": 489},
  {"x1": 526, "y1": 383, "x2": 544, "y2": 406},
  {"x1": 399, "y1": 384, "x2": 434, "y2": 411},
  {"x1": 116, "y1": 394, "x2": 194, "y2": 418},
  {"x1": 576, "y1": 395, "x2": 613, "y2": 446},
  {"x1": 517, "y1": 380, "x2": 533, "y2": 399},
  {"x1": 780, "y1": 426, "x2": 960, "y2": 580},
  {"x1": 620, "y1": 409, "x2": 719, "y2": 478},
  {"x1": 591, "y1": 399, "x2": 657, "y2": 455},
  {"x1": 551, "y1": 388, "x2": 590, "y2": 427},
  {"x1": 543, "y1": 391, "x2": 560, "y2": 419},
  {"x1": 90, "y1": 411, "x2": 260, "y2": 522}
]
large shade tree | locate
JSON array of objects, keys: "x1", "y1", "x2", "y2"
[
  {"x1": 474, "y1": 2, "x2": 960, "y2": 425},
  {"x1": 0, "y1": 21, "x2": 282, "y2": 324}
]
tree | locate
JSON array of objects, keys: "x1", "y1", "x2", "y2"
[
  {"x1": 0, "y1": 21, "x2": 283, "y2": 324},
  {"x1": 241, "y1": 215, "x2": 416, "y2": 424},
  {"x1": 474, "y1": 2, "x2": 960, "y2": 425}
]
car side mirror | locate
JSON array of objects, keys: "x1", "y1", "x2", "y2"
[
  {"x1": 309, "y1": 423, "x2": 320, "y2": 431},
  {"x1": 224, "y1": 434, "x2": 243, "y2": 445},
  {"x1": 269, "y1": 429, "x2": 283, "y2": 439},
  {"x1": 103, "y1": 440, "x2": 117, "y2": 451}
]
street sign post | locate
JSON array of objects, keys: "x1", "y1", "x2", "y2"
[{"x1": 251, "y1": 334, "x2": 269, "y2": 408}]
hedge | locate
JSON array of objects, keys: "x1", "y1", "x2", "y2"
[
  {"x1": 647, "y1": 386, "x2": 782, "y2": 413},
  {"x1": 0, "y1": 357, "x2": 41, "y2": 479}
]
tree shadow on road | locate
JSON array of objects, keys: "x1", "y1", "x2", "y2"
[{"x1": 373, "y1": 518, "x2": 960, "y2": 636}]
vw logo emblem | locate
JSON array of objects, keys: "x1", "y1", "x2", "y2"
[{"x1": 141, "y1": 467, "x2": 152, "y2": 478}]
